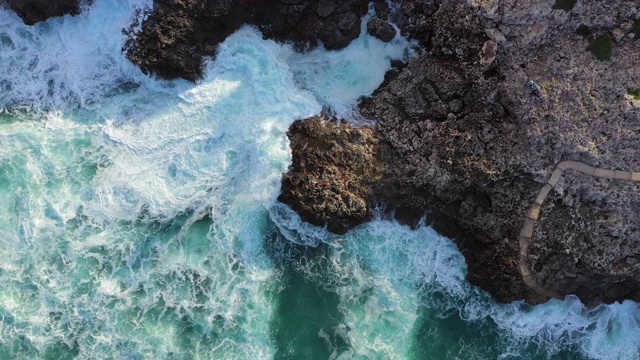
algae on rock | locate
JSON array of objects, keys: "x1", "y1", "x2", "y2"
[{"x1": 588, "y1": 34, "x2": 613, "y2": 61}]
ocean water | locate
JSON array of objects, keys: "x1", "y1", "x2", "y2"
[{"x1": 0, "y1": 1, "x2": 639, "y2": 359}]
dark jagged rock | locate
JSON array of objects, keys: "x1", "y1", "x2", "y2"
[
  {"x1": 367, "y1": 16, "x2": 396, "y2": 42},
  {"x1": 124, "y1": 0, "x2": 368, "y2": 81},
  {"x1": 1, "y1": 0, "x2": 82, "y2": 25},
  {"x1": 278, "y1": 115, "x2": 382, "y2": 235}
]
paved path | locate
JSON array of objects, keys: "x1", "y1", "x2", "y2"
[{"x1": 517, "y1": 161, "x2": 640, "y2": 299}]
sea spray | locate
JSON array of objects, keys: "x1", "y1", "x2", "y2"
[{"x1": 0, "y1": 0, "x2": 152, "y2": 112}]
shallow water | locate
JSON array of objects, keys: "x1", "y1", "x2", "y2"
[{"x1": 0, "y1": 1, "x2": 638, "y2": 359}]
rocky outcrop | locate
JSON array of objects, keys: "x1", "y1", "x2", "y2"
[
  {"x1": 367, "y1": 17, "x2": 396, "y2": 42},
  {"x1": 283, "y1": 0, "x2": 640, "y2": 305},
  {"x1": 278, "y1": 116, "x2": 382, "y2": 235},
  {"x1": 1, "y1": 0, "x2": 82, "y2": 25},
  {"x1": 124, "y1": 0, "x2": 369, "y2": 81}
]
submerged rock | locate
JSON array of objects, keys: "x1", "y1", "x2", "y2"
[
  {"x1": 1, "y1": 0, "x2": 82, "y2": 25},
  {"x1": 124, "y1": 0, "x2": 368, "y2": 81}
]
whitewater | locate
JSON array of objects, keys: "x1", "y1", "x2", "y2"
[{"x1": 0, "y1": 1, "x2": 638, "y2": 359}]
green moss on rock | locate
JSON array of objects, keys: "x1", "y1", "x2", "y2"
[
  {"x1": 633, "y1": 21, "x2": 640, "y2": 39},
  {"x1": 552, "y1": 0, "x2": 578, "y2": 12},
  {"x1": 587, "y1": 34, "x2": 613, "y2": 61},
  {"x1": 575, "y1": 24, "x2": 591, "y2": 38},
  {"x1": 628, "y1": 88, "x2": 640, "y2": 100}
]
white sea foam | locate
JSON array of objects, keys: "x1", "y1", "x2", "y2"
[
  {"x1": 284, "y1": 5, "x2": 417, "y2": 119},
  {"x1": 0, "y1": 0, "x2": 153, "y2": 111},
  {"x1": 273, "y1": 209, "x2": 640, "y2": 359}
]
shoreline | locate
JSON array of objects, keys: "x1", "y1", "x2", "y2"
[{"x1": 6, "y1": 0, "x2": 640, "y2": 306}]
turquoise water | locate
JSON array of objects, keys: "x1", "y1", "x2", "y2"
[{"x1": 0, "y1": 1, "x2": 639, "y2": 359}]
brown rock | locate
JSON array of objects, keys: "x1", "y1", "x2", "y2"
[
  {"x1": 480, "y1": 40, "x2": 498, "y2": 65},
  {"x1": 282, "y1": 0, "x2": 640, "y2": 306},
  {"x1": 278, "y1": 115, "x2": 382, "y2": 235},
  {"x1": 2, "y1": 0, "x2": 82, "y2": 25}
]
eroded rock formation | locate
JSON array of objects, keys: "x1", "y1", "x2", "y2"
[
  {"x1": 278, "y1": 116, "x2": 382, "y2": 235},
  {"x1": 124, "y1": 0, "x2": 369, "y2": 81},
  {"x1": 1, "y1": 0, "x2": 83, "y2": 25}
]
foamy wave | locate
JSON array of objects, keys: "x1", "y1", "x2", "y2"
[
  {"x1": 272, "y1": 209, "x2": 640, "y2": 359},
  {"x1": 284, "y1": 4, "x2": 418, "y2": 119},
  {"x1": 0, "y1": 0, "x2": 153, "y2": 112}
]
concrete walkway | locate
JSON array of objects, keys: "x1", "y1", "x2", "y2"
[{"x1": 517, "y1": 161, "x2": 640, "y2": 299}]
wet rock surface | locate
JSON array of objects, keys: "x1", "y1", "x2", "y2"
[
  {"x1": 124, "y1": 0, "x2": 369, "y2": 81},
  {"x1": 278, "y1": 116, "x2": 382, "y2": 235},
  {"x1": 1, "y1": 0, "x2": 82, "y2": 25}
]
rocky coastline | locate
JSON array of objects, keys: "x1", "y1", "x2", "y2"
[
  {"x1": 278, "y1": 115, "x2": 383, "y2": 235},
  {"x1": 7, "y1": 0, "x2": 640, "y2": 306},
  {"x1": 282, "y1": 0, "x2": 640, "y2": 305}
]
